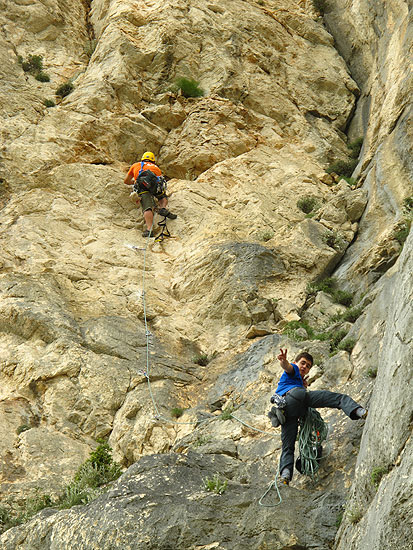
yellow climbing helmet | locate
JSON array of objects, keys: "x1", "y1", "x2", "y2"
[{"x1": 141, "y1": 151, "x2": 155, "y2": 163}]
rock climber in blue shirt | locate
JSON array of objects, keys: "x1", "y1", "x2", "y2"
[{"x1": 273, "y1": 348, "x2": 368, "y2": 485}]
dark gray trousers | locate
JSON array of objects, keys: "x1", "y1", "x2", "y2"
[{"x1": 279, "y1": 387, "x2": 362, "y2": 478}]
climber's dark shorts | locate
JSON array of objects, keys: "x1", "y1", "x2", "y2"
[{"x1": 139, "y1": 191, "x2": 167, "y2": 212}]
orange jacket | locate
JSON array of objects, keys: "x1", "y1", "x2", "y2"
[{"x1": 127, "y1": 161, "x2": 162, "y2": 182}]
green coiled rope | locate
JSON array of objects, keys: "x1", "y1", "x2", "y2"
[{"x1": 298, "y1": 407, "x2": 328, "y2": 478}]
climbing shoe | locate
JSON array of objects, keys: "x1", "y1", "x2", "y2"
[
  {"x1": 158, "y1": 208, "x2": 177, "y2": 219},
  {"x1": 280, "y1": 469, "x2": 291, "y2": 485},
  {"x1": 142, "y1": 229, "x2": 153, "y2": 238},
  {"x1": 268, "y1": 406, "x2": 286, "y2": 428},
  {"x1": 268, "y1": 407, "x2": 280, "y2": 428},
  {"x1": 356, "y1": 407, "x2": 368, "y2": 420}
]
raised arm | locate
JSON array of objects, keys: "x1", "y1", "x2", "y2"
[{"x1": 277, "y1": 348, "x2": 294, "y2": 375}]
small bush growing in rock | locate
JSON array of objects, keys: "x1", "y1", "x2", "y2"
[
  {"x1": 56, "y1": 81, "x2": 74, "y2": 98},
  {"x1": 347, "y1": 505, "x2": 363, "y2": 524},
  {"x1": 332, "y1": 289, "x2": 353, "y2": 307},
  {"x1": 203, "y1": 473, "x2": 228, "y2": 494},
  {"x1": 307, "y1": 277, "x2": 336, "y2": 295},
  {"x1": 193, "y1": 353, "x2": 209, "y2": 366},
  {"x1": 371, "y1": 465, "x2": 388, "y2": 488},
  {"x1": 337, "y1": 337, "x2": 356, "y2": 353},
  {"x1": 171, "y1": 407, "x2": 184, "y2": 418},
  {"x1": 44, "y1": 99, "x2": 55, "y2": 108},
  {"x1": 393, "y1": 218, "x2": 411, "y2": 246},
  {"x1": 322, "y1": 230, "x2": 347, "y2": 251},
  {"x1": 348, "y1": 137, "x2": 364, "y2": 158},
  {"x1": 16, "y1": 424, "x2": 31, "y2": 435},
  {"x1": 297, "y1": 195, "x2": 320, "y2": 214},
  {"x1": 367, "y1": 366, "x2": 377, "y2": 378},
  {"x1": 193, "y1": 435, "x2": 212, "y2": 447},
  {"x1": 21, "y1": 54, "x2": 43, "y2": 73},
  {"x1": 220, "y1": 406, "x2": 234, "y2": 420},
  {"x1": 283, "y1": 320, "x2": 314, "y2": 340},
  {"x1": 174, "y1": 77, "x2": 204, "y2": 98},
  {"x1": 326, "y1": 159, "x2": 358, "y2": 178},
  {"x1": 35, "y1": 71, "x2": 50, "y2": 82},
  {"x1": 19, "y1": 54, "x2": 50, "y2": 83},
  {"x1": 331, "y1": 305, "x2": 363, "y2": 323},
  {"x1": 403, "y1": 196, "x2": 413, "y2": 213},
  {"x1": 329, "y1": 328, "x2": 349, "y2": 348}
]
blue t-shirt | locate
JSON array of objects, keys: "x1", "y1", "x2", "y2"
[{"x1": 275, "y1": 363, "x2": 304, "y2": 396}]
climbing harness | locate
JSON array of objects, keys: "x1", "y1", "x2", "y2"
[{"x1": 297, "y1": 408, "x2": 328, "y2": 478}]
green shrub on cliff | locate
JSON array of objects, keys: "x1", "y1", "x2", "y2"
[{"x1": 0, "y1": 440, "x2": 122, "y2": 533}]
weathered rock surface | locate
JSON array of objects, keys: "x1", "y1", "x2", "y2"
[
  {"x1": 334, "y1": 230, "x2": 413, "y2": 550},
  {"x1": 1, "y1": 452, "x2": 344, "y2": 550},
  {"x1": 0, "y1": 0, "x2": 412, "y2": 548}
]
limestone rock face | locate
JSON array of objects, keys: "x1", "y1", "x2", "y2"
[
  {"x1": 0, "y1": 0, "x2": 412, "y2": 548},
  {"x1": 335, "y1": 232, "x2": 413, "y2": 550},
  {"x1": 325, "y1": 0, "x2": 413, "y2": 292}
]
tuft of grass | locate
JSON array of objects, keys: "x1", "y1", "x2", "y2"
[
  {"x1": 403, "y1": 196, "x2": 413, "y2": 213},
  {"x1": 203, "y1": 473, "x2": 228, "y2": 494},
  {"x1": 192, "y1": 435, "x2": 212, "y2": 448},
  {"x1": 337, "y1": 337, "x2": 356, "y2": 353},
  {"x1": 330, "y1": 306, "x2": 363, "y2": 323},
  {"x1": 21, "y1": 54, "x2": 43, "y2": 74},
  {"x1": 393, "y1": 218, "x2": 411, "y2": 246},
  {"x1": 307, "y1": 277, "x2": 353, "y2": 306},
  {"x1": 35, "y1": 72, "x2": 50, "y2": 82},
  {"x1": 193, "y1": 353, "x2": 209, "y2": 366},
  {"x1": 44, "y1": 99, "x2": 55, "y2": 108},
  {"x1": 257, "y1": 230, "x2": 274, "y2": 242},
  {"x1": 171, "y1": 407, "x2": 184, "y2": 419},
  {"x1": 16, "y1": 424, "x2": 31, "y2": 435},
  {"x1": 283, "y1": 320, "x2": 314, "y2": 340},
  {"x1": 307, "y1": 277, "x2": 336, "y2": 295},
  {"x1": 56, "y1": 81, "x2": 74, "y2": 98},
  {"x1": 220, "y1": 406, "x2": 234, "y2": 421},
  {"x1": 371, "y1": 466, "x2": 388, "y2": 488},
  {"x1": 335, "y1": 510, "x2": 344, "y2": 528},
  {"x1": 332, "y1": 289, "x2": 353, "y2": 307},
  {"x1": 57, "y1": 483, "x2": 94, "y2": 509},
  {"x1": 347, "y1": 505, "x2": 363, "y2": 524},
  {"x1": 367, "y1": 366, "x2": 377, "y2": 378},
  {"x1": 322, "y1": 230, "x2": 347, "y2": 252},
  {"x1": 348, "y1": 137, "x2": 364, "y2": 158},
  {"x1": 326, "y1": 159, "x2": 358, "y2": 178},
  {"x1": 174, "y1": 77, "x2": 204, "y2": 98},
  {"x1": 0, "y1": 441, "x2": 122, "y2": 533},
  {"x1": 297, "y1": 195, "x2": 320, "y2": 215}
]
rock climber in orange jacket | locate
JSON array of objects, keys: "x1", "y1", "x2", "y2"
[{"x1": 124, "y1": 151, "x2": 177, "y2": 237}]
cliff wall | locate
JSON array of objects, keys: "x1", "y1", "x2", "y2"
[{"x1": 0, "y1": 1, "x2": 411, "y2": 548}]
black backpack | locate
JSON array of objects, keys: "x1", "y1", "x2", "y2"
[{"x1": 136, "y1": 164, "x2": 160, "y2": 195}]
